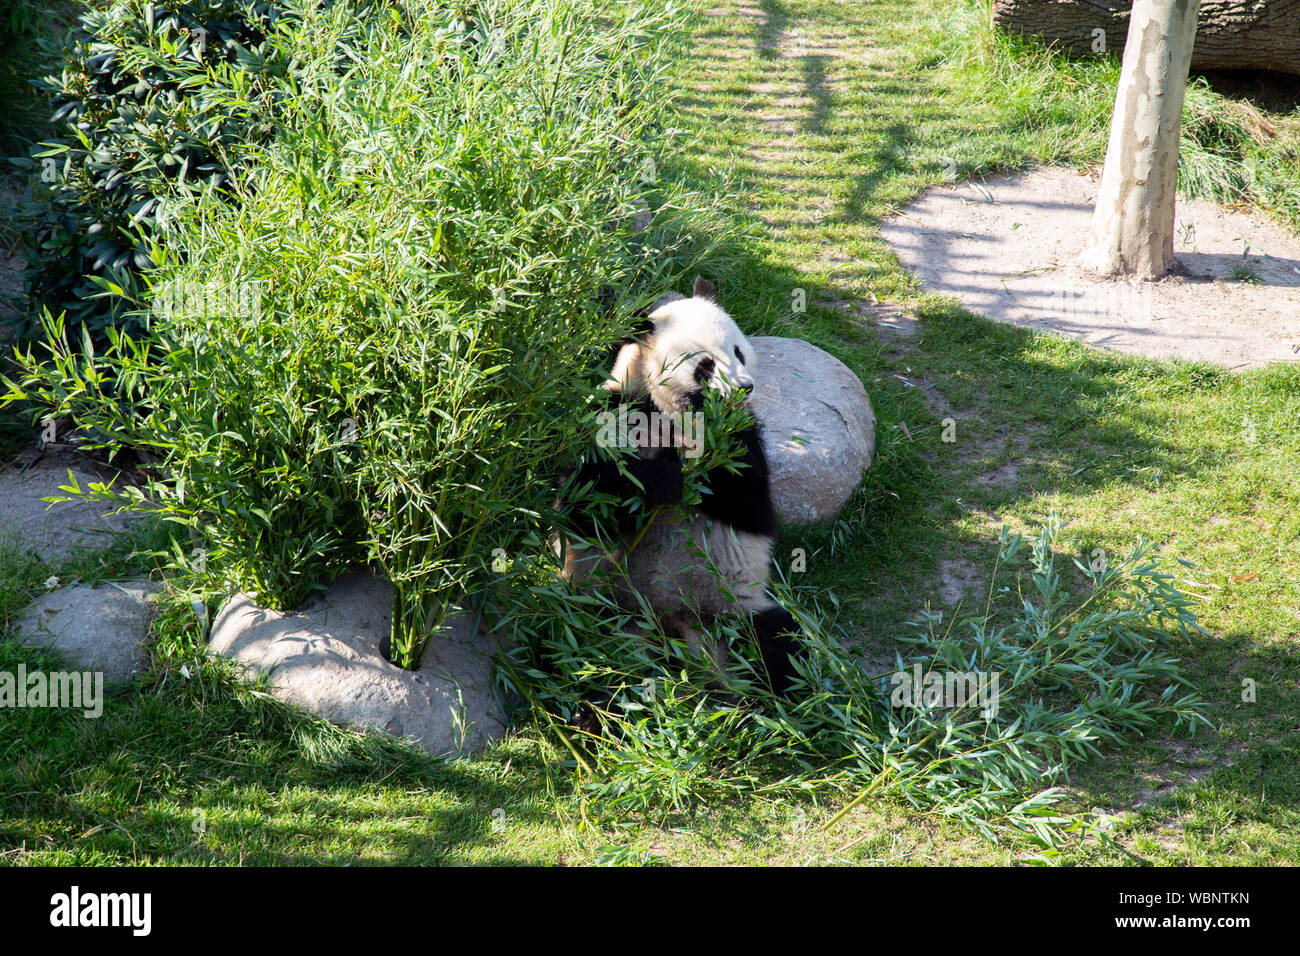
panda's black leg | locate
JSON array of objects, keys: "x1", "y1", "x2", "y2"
[{"x1": 751, "y1": 607, "x2": 802, "y2": 697}]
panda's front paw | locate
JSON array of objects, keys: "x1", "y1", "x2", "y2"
[{"x1": 571, "y1": 704, "x2": 600, "y2": 736}]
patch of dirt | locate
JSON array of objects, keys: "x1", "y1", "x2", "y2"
[
  {"x1": 855, "y1": 641, "x2": 901, "y2": 685},
  {"x1": 880, "y1": 166, "x2": 1300, "y2": 370},
  {"x1": 1105, "y1": 740, "x2": 1247, "y2": 815},
  {"x1": 1146, "y1": 816, "x2": 1191, "y2": 854},
  {"x1": 956, "y1": 426, "x2": 1034, "y2": 490},
  {"x1": 870, "y1": 302, "x2": 920, "y2": 338},
  {"x1": 872, "y1": 356, "x2": 1017, "y2": 475},
  {"x1": 936, "y1": 554, "x2": 983, "y2": 607},
  {"x1": 887, "y1": 365, "x2": 963, "y2": 418},
  {"x1": 973, "y1": 462, "x2": 1018, "y2": 489}
]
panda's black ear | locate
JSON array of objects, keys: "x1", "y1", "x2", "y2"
[
  {"x1": 600, "y1": 315, "x2": 656, "y2": 378},
  {"x1": 628, "y1": 315, "x2": 656, "y2": 339},
  {"x1": 693, "y1": 275, "x2": 718, "y2": 302}
]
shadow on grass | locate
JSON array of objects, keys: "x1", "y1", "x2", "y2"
[
  {"x1": 676, "y1": 0, "x2": 1300, "y2": 848},
  {"x1": 754, "y1": 0, "x2": 789, "y2": 62},
  {"x1": 1054, "y1": 627, "x2": 1300, "y2": 855},
  {"x1": 0, "y1": 639, "x2": 556, "y2": 865}
]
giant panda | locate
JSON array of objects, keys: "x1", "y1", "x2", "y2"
[{"x1": 557, "y1": 276, "x2": 803, "y2": 694}]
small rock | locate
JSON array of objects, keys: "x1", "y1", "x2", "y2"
[
  {"x1": 16, "y1": 580, "x2": 161, "y2": 688},
  {"x1": 209, "y1": 572, "x2": 509, "y2": 757},
  {"x1": 747, "y1": 336, "x2": 876, "y2": 524}
]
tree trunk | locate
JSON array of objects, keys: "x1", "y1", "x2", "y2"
[
  {"x1": 1080, "y1": 0, "x2": 1202, "y2": 278},
  {"x1": 992, "y1": 0, "x2": 1300, "y2": 76}
]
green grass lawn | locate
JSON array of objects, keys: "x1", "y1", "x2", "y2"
[{"x1": 3, "y1": 0, "x2": 1299, "y2": 865}]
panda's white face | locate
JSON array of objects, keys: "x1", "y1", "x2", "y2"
[{"x1": 606, "y1": 292, "x2": 756, "y2": 413}]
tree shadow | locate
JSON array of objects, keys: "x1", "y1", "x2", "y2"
[
  {"x1": 0, "y1": 637, "x2": 555, "y2": 865},
  {"x1": 755, "y1": 0, "x2": 789, "y2": 62},
  {"x1": 800, "y1": 54, "x2": 832, "y2": 134}
]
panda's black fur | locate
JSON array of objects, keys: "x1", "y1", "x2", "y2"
[{"x1": 558, "y1": 276, "x2": 803, "y2": 694}]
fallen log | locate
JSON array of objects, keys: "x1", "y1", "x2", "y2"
[{"x1": 991, "y1": 0, "x2": 1300, "y2": 76}]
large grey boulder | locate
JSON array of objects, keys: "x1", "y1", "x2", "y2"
[
  {"x1": 209, "y1": 572, "x2": 509, "y2": 757},
  {"x1": 0, "y1": 458, "x2": 133, "y2": 563},
  {"x1": 747, "y1": 336, "x2": 876, "y2": 524},
  {"x1": 16, "y1": 580, "x2": 161, "y2": 688}
]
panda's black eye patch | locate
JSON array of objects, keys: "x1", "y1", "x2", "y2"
[
  {"x1": 694, "y1": 356, "x2": 715, "y2": 384},
  {"x1": 734, "y1": 347, "x2": 746, "y2": 364}
]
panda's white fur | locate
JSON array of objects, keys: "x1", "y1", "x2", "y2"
[
  {"x1": 559, "y1": 277, "x2": 801, "y2": 690},
  {"x1": 604, "y1": 293, "x2": 756, "y2": 410}
]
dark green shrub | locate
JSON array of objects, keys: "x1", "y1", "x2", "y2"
[
  {"x1": 0, "y1": 0, "x2": 47, "y2": 43},
  {"x1": 12, "y1": 0, "x2": 296, "y2": 340},
  {"x1": 0, "y1": 1, "x2": 70, "y2": 158}
]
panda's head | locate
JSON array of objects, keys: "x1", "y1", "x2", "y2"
[{"x1": 604, "y1": 276, "x2": 756, "y2": 413}]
